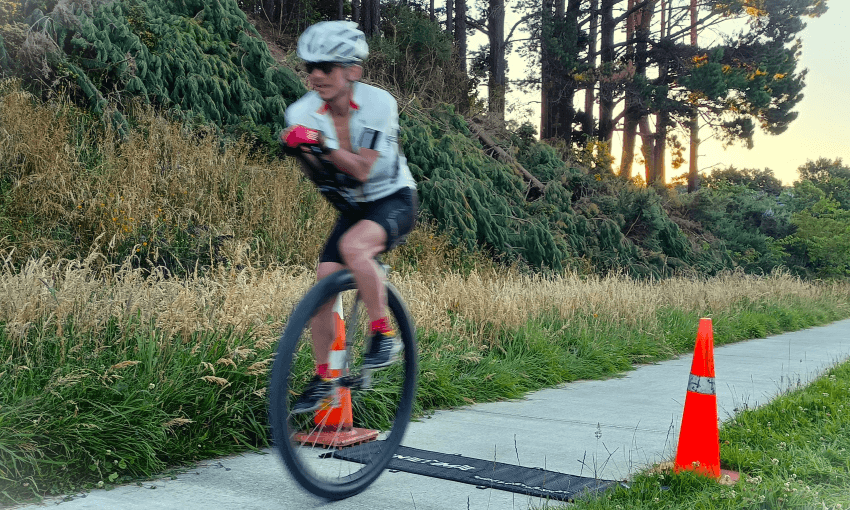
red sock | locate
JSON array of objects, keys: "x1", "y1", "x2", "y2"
[
  {"x1": 316, "y1": 363, "x2": 329, "y2": 379},
  {"x1": 370, "y1": 317, "x2": 392, "y2": 334}
]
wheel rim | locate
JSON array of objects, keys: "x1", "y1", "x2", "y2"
[{"x1": 271, "y1": 280, "x2": 416, "y2": 497}]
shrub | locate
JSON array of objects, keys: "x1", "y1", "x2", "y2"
[{"x1": 3, "y1": 0, "x2": 305, "y2": 142}]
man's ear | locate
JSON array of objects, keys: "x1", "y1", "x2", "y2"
[{"x1": 345, "y1": 65, "x2": 363, "y2": 82}]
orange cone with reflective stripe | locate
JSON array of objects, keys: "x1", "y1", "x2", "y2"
[
  {"x1": 294, "y1": 295, "x2": 378, "y2": 448},
  {"x1": 674, "y1": 317, "x2": 720, "y2": 478},
  {"x1": 314, "y1": 296, "x2": 353, "y2": 430}
]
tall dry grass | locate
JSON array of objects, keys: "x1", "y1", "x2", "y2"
[
  {"x1": 0, "y1": 250, "x2": 310, "y2": 355},
  {"x1": 0, "y1": 78, "x2": 336, "y2": 267},
  {"x1": 400, "y1": 267, "x2": 849, "y2": 333},
  {"x1": 3, "y1": 247, "x2": 848, "y2": 357}
]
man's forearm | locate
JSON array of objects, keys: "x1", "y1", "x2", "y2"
[{"x1": 323, "y1": 147, "x2": 374, "y2": 183}]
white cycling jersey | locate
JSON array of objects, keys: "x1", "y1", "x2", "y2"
[{"x1": 285, "y1": 82, "x2": 417, "y2": 203}]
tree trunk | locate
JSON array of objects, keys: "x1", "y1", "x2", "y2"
[
  {"x1": 469, "y1": 121, "x2": 546, "y2": 200},
  {"x1": 361, "y1": 0, "x2": 372, "y2": 34},
  {"x1": 628, "y1": 0, "x2": 657, "y2": 180},
  {"x1": 488, "y1": 0, "x2": 506, "y2": 120},
  {"x1": 667, "y1": 0, "x2": 672, "y2": 38},
  {"x1": 372, "y1": 0, "x2": 381, "y2": 36},
  {"x1": 361, "y1": 0, "x2": 381, "y2": 36},
  {"x1": 353, "y1": 0, "x2": 361, "y2": 28},
  {"x1": 659, "y1": 0, "x2": 665, "y2": 39},
  {"x1": 262, "y1": 0, "x2": 276, "y2": 22},
  {"x1": 598, "y1": 0, "x2": 615, "y2": 143},
  {"x1": 638, "y1": 116, "x2": 655, "y2": 182},
  {"x1": 338, "y1": 0, "x2": 344, "y2": 20},
  {"x1": 649, "y1": 46, "x2": 670, "y2": 186},
  {"x1": 456, "y1": 0, "x2": 467, "y2": 76},
  {"x1": 447, "y1": 0, "x2": 453, "y2": 34},
  {"x1": 555, "y1": 0, "x2": 581, "y2": 143},
  {"x1": 583, "y1": 0, "x2": 598, "y2": 138},
  {"x1": 688, "y1": 115, "x2": 699, "y2": 191},
  {"x1": 620, "y1": 113, "x2": 638, "y2": 179},
  {"x1": 652, "y1": 110, "x2": 668, "y2": 185},
  {"x1": 541, "y1": 0, "x2": 579, "y2": 143},
  {"x1": 619, "y1": 0, "x2": 637, "y2": 178},
  {"x1": 687, "y1": 0, "x2": 699, "y2": 192},
  {"x1": 540, "y1": 0, "x2": 554, "y2": 139}
]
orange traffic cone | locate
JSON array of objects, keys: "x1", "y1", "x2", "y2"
[
  {"x1": 314, "y1": 295, "x2": 353, "y2": 430},
  {"x1": 295, "y1": 295, "x2": 378, "y2": 448},
  {"x1": 674, "y1": 317, "x2": 721, "y2": 478}
]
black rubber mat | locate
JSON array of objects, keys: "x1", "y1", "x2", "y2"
[{"x1": 327, "y1": 443, "x2": 616, "y2": 501}]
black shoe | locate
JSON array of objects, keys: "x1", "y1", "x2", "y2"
[
  {"x1": 362, "y1": 331, "x2": 403, "y2": 370},
  {"x1": 291, "y1": 375, "x2": 336, "y2": 414}
]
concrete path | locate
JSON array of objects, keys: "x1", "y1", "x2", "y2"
[{"x1": 15, "y1": 319, "x2": 850, "y2": 510}]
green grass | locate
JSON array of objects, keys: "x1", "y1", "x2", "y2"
[
  {"x1": 0, "y1": 319, "x2": 273, "y2": 503},
  {"x1": 561, "y1": 360, "x2": 850, "y2": 510},
  {"x1": 412, "y1": 294, "x2": 848, "y2": 412},
  {"x1": 1, "y1": 295, "x2": 849, "y2": 505}
]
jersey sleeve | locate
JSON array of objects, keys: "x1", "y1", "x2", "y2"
[
  {"x1": 357, "y1": 93, "x2": 398, "y2": 154},
  {"x1": 284, "y1": 98, "x2": 311, "y2": 128}
]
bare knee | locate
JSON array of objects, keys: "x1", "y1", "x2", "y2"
[{"x1": 339, "y1": 239, "x2": 366, "y2": 267}]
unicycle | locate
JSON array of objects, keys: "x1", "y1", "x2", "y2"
[{"x1": 268, "y1": 265, "x2": 418, "y2": 499}]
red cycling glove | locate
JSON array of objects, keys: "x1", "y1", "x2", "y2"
[{"x1": 281, "y1": 125, "x2": 321, "y2": 148}]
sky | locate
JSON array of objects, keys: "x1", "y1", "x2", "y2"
[
  {"x1": 686, "y1": 1, "x2": 850, "y2": 184},
  {"x1": 490, "y1": 1, "x2": 850, "y2": 185}
]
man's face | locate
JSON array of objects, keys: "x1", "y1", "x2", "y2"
[{"x1": 307, "y1": 63, "x2": 352, "y2": 102}]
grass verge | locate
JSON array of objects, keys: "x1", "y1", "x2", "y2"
[
  {"x1": 1, "y1": 283, "x2": 848, "y2": 505},
  {"x1": 0, "y1": 320, "x2": 273, "y2": 504},
  {"x1": 562, "y1": 359, "x2": 850, "y2": 510}
]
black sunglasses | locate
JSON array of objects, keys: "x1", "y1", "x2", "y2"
[{"x1": 304, "y1": 61, "x2": 341, "y2": 74}]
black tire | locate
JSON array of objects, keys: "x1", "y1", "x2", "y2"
[{"x1": 269, "y1": 269, "x2": 417, "y2": 499}]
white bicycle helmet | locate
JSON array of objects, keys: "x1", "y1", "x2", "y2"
[{"x1": 297, "y1": 21, "x2": 369, "y2": 64}]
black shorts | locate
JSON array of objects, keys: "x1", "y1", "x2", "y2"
[{"x1": 319, "y1": 187, "x2": 418, "y2": 264}]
